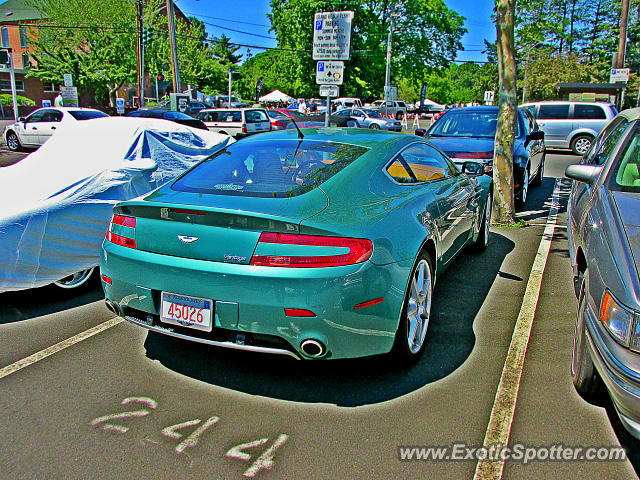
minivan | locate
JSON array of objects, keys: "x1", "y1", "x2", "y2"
[
  {"x1": 196, "y1": 108, "x2": 271, "y2": 138},
  {"x1": 520, "y1": 101, "x2": 618, "y2": 155}
]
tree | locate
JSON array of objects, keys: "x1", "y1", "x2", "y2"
[
  {"x1": 268, "y1": 0, "x2": 466, "y2": 99},
  {"x1": 493, "y1": 0, "x2": 518, "y2": 226},
  {"x1": 211, "y1": 34, "x2": 243, "y2": 65}
]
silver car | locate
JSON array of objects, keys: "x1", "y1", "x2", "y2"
[
  {"x1": 521, "y1": 101, "x2": 617, "y2": 155},
  {"x1": 334, "y1": 108, "x2": 402, "y2": 131},
  {"x1": 566, "y1": 107, "x2": 640, "y2": 439}
]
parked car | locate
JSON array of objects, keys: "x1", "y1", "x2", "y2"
[
  {"x1": 333, "y1": 108, "x2": 402, "y2": 131},
  {"x1": 196, "y1": 108, "x2": 271, "y2": 138},
  {"x1": 370, "y1": 100, "x2": 408, "y2": 120},
  {"x1": 100, "y1": 128, "x2": 492, "y2": 363},
  {"x1": 520, "y1": 101, "x2": 618, "y2": 155},
  {"x1": 419, "y1": 106, "x2": 545, "y2": 206},
  {"x1": 266, "y1": 110, "x2": 291, "y2": 130},
  {"x1": 566, "y1": 107, "x2": 640, "y2": 439},
  {"x1": 332, "y1": 97, "x2": 363, "y2": 110},
  {"x1": 126, "y1": 108, "x2": 208, "y2": 130},
  {"x1": 3, "y1": 107, "x2": 109, "y2": 151},
  {"x1": 0, "y1": 117, "x2": 233, "y2": 292}
]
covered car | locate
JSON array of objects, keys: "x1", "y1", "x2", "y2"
[{"x1": 0, "y1": 117, "x2": 233, "y2": 292}]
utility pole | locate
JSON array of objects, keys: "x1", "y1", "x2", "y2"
[
  {"x1": 166, "y1": 0, "x2": 181, "y2": 94},
  {"x1": 616, "y1": 0, "x2": 630, "y2": 68},
  {"x1": 136, "y1": 0, "x2": 143, "y2": 107},
  {"x1": 384, "y1": 13, "x2": 394, "y2": 118}
]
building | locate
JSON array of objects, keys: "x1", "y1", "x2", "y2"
[{"x1": 0, "y1": 0, "x2": 57, "y2": 108}]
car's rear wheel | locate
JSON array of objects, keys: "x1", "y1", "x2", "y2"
[
  {"x1": 6, "y1": 131, "x2": 22, "y2": 151},
  {"x1": 571, "y1": 269, "x2": 605, "y2": 396},
  {"x1": 395, "y1": 112, "x2": 404, "y2": 120},
  {"x1": 571, "y1": 134, "x2": 593, "y2": 156},
  {"x1": 391, "y1": 253, "x2": 433, "y2": 364},
  {"x1": 369, "y1": 123, "x2": 380, "y2": 129},
  {"x1": 53, "y1": 267, "x2": 96, "y2": 289}
]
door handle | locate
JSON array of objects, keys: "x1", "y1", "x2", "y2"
[
  {"x1": 51, "y1": 126, "x2": 56, "y2": 130},
  {"x1": 31, "y1": 127, "x2": 37, "y2": 130}
]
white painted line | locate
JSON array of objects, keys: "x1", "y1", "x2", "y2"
[
  {"x1": 0, "y1": 317, "x2": 124, "y2": 380},
  {"x1": 473, "y1": 178, "x2": 566, "y2": 480}
]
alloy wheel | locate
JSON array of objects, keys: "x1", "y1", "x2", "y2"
[{"x1": 406, "y1": 259, "x2": 433, "y2": 354}]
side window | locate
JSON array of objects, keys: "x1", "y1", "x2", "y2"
[
  {"x1": 574, "y1": 104, "x2": 606, "y2": 120},
  {"x1": 538, "y1": 104, "x2": 570, "y2": 120},
  {"x1": 386, "y1": 159, "x2": 415, "y2": 183},
  {"x1": 400, "y1": 143, "x2": 450, "y2": 182},
  {"x1": 582, "y1": 117, "x2": 631, "y2": 165},
  {"x1": 42, "y1": 110, "x2": 62, "y2": 122},
  {"x1": 25, "y1": 111, "x2": 45, "y2": 123}
]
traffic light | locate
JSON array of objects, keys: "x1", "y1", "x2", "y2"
[
  {"x1": 0, "y1": 49, "x2": 10, "y2": 65},
  {"x1": 156, "y1": 73, "x2": 164, "y2": 82},
  {"x1": 142, "y1": 26, "x2": 154, "y2": 46}
]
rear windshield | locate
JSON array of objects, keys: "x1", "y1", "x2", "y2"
[
  {"x1": 163, "y1": 111, "x2": 193, "y2": 120},
  {"x1": 200, "y1": 110, "x2": 242, "y2": 122},
  {"x1": 245, "y1": 109, "x2": 269, "y2": 123},
  {"x1": 172, "y1": 140, "x2": 369, "y2": 198},
  {"x1": 68, "y1": 110, "x2": 108, "y2": 120}
]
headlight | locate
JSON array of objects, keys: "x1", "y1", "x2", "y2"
[{"x1": 601, "y1": 290, "x2": 635, "y2": 346}]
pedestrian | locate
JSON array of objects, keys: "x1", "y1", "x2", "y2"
[
  {"x1": 298, "y1": 99, "x2": 307, "y2": 114},
  {"x1": 309, "y1": 100, "x2": 317, "y2": 113},
  {"x1": 54, "y1": 90, "x2": 63, "y2": 107}
]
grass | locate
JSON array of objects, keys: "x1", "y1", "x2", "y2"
[{"x1": 491, "y1": 218, "x2": 528, "y2": 229}]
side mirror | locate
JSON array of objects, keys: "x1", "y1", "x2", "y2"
[
  {"x1": 18, "y1": 117, "x2": 26, "y2": 122},
  {"x1": 525, "y1": 130, "x2": 544, "y2": 147},
  {"x1": 565, "y1": 164, "x2": 602, "y2": 186},
  {"x1": 462, "y1": 161, "x2": 484, "y2": 175},
  {"x1": 414, "y1": 129, "x2": 427, "y2": 137}
]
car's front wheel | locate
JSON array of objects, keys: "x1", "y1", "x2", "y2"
[
  {"x1": 571, "y1": 269, "x2": 604, "y2": 396},
  {"x1": 391, "y1": 253, "x2": 433, "y2": 364},
  {"x1": 6, "y1": 131, "x2": 22, "y2": 152},
  {"x1": 369, "y1": 123, "x2": 380, "y2": 130},
  {"x1": 472, "y1": 193, "x2": 492, "y2": 252},
  {"x1": 516, "y1": 167, "x2": 529, "y2": 207}
]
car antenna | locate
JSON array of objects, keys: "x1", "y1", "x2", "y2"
[{"x1": 290, "y1": 117, "x2": 304, "y2": 140}]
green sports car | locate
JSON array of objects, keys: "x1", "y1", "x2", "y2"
[{"x1": 100, "y1": 128, "x2": 492, "y2": 362}]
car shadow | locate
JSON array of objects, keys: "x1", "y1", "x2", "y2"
[
  {"x1": 603, "y1": 397, "x2": 640, "y2": 475},
  {"x1": 0, "y1": 278, "x2": 103, "y2": 325},
  {"x1": 143, "y1": 232, "x2": 515, "y2": 407}
]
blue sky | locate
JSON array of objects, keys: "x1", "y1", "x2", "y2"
[{"x1": 175, "y1": 0, "x2": 496, "y2": 64}]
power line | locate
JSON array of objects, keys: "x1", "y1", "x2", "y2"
[{"x1": 182, "y1": 12, "x2": 270, "y2": 28}]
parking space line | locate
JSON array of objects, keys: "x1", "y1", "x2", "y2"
[
  {"x1": 0, "y1": 317, "x2": 123, "y2": 380},
  {"x1": 473, "y1": 179, "x2": 566, "y2": 480}
]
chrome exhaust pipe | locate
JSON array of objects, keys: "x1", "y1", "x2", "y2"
[
  {"x1": 104, "y1": 299, "x2": 121, "y2": 316},
  {"x1": 300, "y1": 339, "x2": 326, "y2": 358}
]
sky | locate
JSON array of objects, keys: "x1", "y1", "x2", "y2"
[{"x1": 175, "y1": 0, "x2": 497, "y2": 64}]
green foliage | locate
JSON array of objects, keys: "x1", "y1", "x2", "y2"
[
  {"x1": 211, "y1": 34, "x2": 243, "y2": 65},
  {"x1": 267, "y1": 0, "x2": 466, "y2": 99},
  {"x1": 417, "y1": 62, "x2": 498, "y2": 104},
  {"x1": 0, "y1": 94, "x2": 35, "y2": 106}
]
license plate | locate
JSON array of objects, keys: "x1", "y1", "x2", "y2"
[{"x1": 160, "y1": 292, "x2": 213, "y2": 332}]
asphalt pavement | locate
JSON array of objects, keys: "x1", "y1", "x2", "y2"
[{"x1": 1, "y1": 150, "x2": 639, "y2": 479}]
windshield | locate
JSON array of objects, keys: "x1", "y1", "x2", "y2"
[
  {"x1": 361, "y1": 109, "x2": 382, "y2": 118},
  {"x1": 428, "y1": 110, "x2": 520, "y2": 138},
  {"x1": 163, "y1": 111, "x2": 193, "y2": 120},
  {"x1": 68, "y1": 110, "x2": 108, "y2": 120},
  {"x1": 172, "y1": 140, "x2": 369, "y2": 198}
]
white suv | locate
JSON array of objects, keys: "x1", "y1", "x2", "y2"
[
  {"x1": 196, "y1": 108, "x2": 271, "y2": 138},
  {"x1": 520, "y1": 101, "x2": 618, "y2": 155}
]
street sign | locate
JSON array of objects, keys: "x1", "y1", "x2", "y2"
[
  {"x1": 316, "y1": 61, "x2": 344, "y2": 85},
  {"x1": 319, "y1": 85, "x2": 339, "y2": 97},
  {"x1": 63, "y1": 73, "x2": 73, "y2": 87},
  {"x1": 610, "y1": 68, "x2": 630, "y2": 83},
  {"x1": 484, "y1": 90, "x2": 495, "y2": 103},
  {"x1": 384, "y1": 85, "x2": 397, "y2": 101},
  {"x1": 312, "y1": 11, "x2": 354, "y2": 60},
  {"x1": 116, "y1": 98, "x2": 125, "y2": 115},
  {"x1": 42, "y1": 99, "x2": 51, "y2": 108},
  {"x1": 60, "y1": 86, "x2": 78, "y2": 107}
]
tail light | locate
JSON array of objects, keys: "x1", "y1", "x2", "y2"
[
  {"x1": 106, "y1": 214, "x2": 136, "y2": 249},
  {"x1": 242, "y1": 124, "x2": 247, "y2": 134},
  {"x1": 601, "y1": 291, "x2": 635, "y2": 346},
  {"x1": 272, "y1": 120, "x2": 286, "y2": 128},
  {"x1": 250, "y1": 232, "x2": 372, "y2": 267},
  {"x1": 448, "y1": 151, "x2": 493, "y2": 159}
]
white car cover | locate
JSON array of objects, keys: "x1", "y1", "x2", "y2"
[{"x1": 0, "y1": 116, "x2": 233, "y2": 292}]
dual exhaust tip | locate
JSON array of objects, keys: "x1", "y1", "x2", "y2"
[
  {"x1": 105, "y1": 299, "x2": 121, "y2": 317},
  {"x1": 300, "y1": 338, "x2": 326, "y2": 358}
]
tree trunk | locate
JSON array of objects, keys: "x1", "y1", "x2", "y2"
[{"x1": 492, "y1": 0, "x2": 518, "y2": 226}]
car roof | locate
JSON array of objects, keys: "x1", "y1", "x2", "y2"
[
  {"x1": 240, "y1": 126, "x2": 415, "y2": 149},
  {"x1": 520, "y1": 100, "x2": 615, "y2": 107}
]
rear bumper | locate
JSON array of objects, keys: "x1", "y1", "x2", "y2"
[{"x1": 100, "y1": 241, "x2": 410, "y2": 360}]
